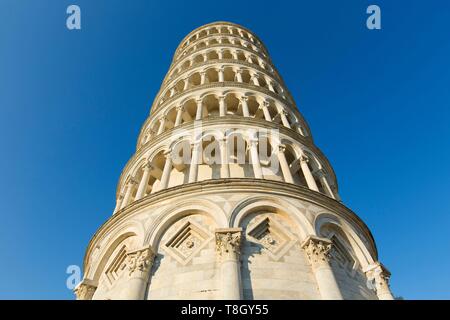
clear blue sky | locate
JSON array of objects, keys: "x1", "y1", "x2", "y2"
[{"x1": 1, "y1": 0, "x2": 449, "y2": 299}]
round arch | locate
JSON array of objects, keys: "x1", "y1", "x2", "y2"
[
  {"x1": 314, "y1": 212, "x2": 377, "y2": 268},
  {"x1": 144, "y1": 199, "x2": 228, "y2": 249},
  {"x1": 230, "y1": 196, "x2": 314, "y2": 239},
  {"x1": 86, "y1": 220, "x2": 146, "y2": 282}
]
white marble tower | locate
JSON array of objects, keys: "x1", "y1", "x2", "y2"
[{"x1": 75, "y1": 22, "x2": 394, "y2": 300}]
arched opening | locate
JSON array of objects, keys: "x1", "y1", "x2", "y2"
[
  {"x1": 227, "y1": 133, "x2": 251, "y2": 178},
  {"x1": 222, "y1": 50, "x2": 233, "y2": 60},
  {"x1": 190, "y1": 72, "x2": 201, "y2": 86},
  {"x1": 223, "y1": 67, "x2": 235, "y2": 82},
  {"x1": 246, "y1": 95, "x2": 260, "y2": 117},
  {"x1": 236, "y1": 51, "x2": 246, "y2": 62},
  {"x1": 198, "y1": 135, "x2": 221, "y2": 181},
  {"x1": 258, "y1": 135, "x2": 282, "y2": 181},
  {"x1": 180, "y1": 99, "x2": 196, "y2": 124},
  {"x1": 193, "y1": 54, "x2": 203, "y2": 64},
  {"x1": 225, "y1": 94, "x2": 241, "y2": 116},
  {"x1": 209, "y1": 39, "x2": 219, "y2": 46},
  {"x1": 203, "y1": 94, "x2": 220, "y2": 117},
  {"x1": 207, "y1": 50, "x2": 219, "y2": 60},
  {"x1": 205, "y1": 68, "x2": 218, "y2": 83},
  {"x1": 284, "y1": 144, "x2": 307, "y2": 187},
  {"x1": 240, "y1": 69, "x2": 251, "y2": 83}
]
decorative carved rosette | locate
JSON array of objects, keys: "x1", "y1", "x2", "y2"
[
  {"x1": 215, "y1": 228, "x2": 242, "y2": 261},
  {"x1": 301, "y1": 236, "x2": 333, "y2": 268}
]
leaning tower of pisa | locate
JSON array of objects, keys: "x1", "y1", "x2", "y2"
[{"x1": 74, "y1": 22, "x2": 394, "y2": 300}]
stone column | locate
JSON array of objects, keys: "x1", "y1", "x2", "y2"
[
  {"x1": 157, "y1": 116, "x2": 166, "y2": 135},
  {"x1": 330, "y1": 185, "x2": 342, "y2": 202},
  {"x1": 314, "y1": 169, "x2": 335, "y2": 199},
  {"x1": 219, "y1": 138, "x2": 229, "y2": 178},
  {"x1": 120, "y1": 179, "x2": 137, "y2": 210},
  {"x1": 279, "y1": 110, "x2": 291, "y2": 129},
  {"x1": 294, "y1": 122, "x2": 306, "y2": 136},
  {"x1": 235, "y1": 69, "x2": 243, "y2": 82},
  {"x1": 278, "y1": 144, "x2": 294, "y2": 183},
  {"x1": 135, "y1": 162, "x2": 152, "y2": 200},
  {"x1": 195, "y1": 99, "x2": 203, "y2": 120},
  {"x1": 183, "y1": 78, "x2": 189, "y2": 91},
  {"x1": 364, "y1": 262, "x2": 395, "y2": 300},
  {"x1": 174, "y1": 106, "x2": 184, "y2": 127},
  {"x1": 218, "y1": 68, "x2": 224, "y2": 82},
  {"x1": 249, "y1": 139, "x2": 263, "y2": 178},
  {"x1": 267, "y1": 80, "x2": 275, "y2": 92},
  {"x1": 200, "y1": 72, "x2": 207, "y2": 85},
  {"x1": 260, "y1": 101, "x2": 272, "y2": 121},
  {"x1": 241, "y1": 96, "x2": 250, "y2": 117},
  {"x1": 219, "y1": 96, "x2": 226, "y2": 117},
  {"x1": 216, "y1": 228, "x2": 243, "y2": 300},
  {"x1": 300, "y1": 155, "x2": 319, "y2": 191},
  {"x1": 188, "y1": 142, "x2": 201, "y2": 183},
  {"x1": 218, "y1": 49, "x2": 223, "y2": 60},
  {"x1": 169, "y1": 87, "x2": 176, "y2": 97},
  {"x1": 113, "y1": 194, "x2": 124, "y2": 214},
  {"x1": 74, "y1": 278, "x2": 97, "y2": 300},
  {"x1": 121, "y1": 246, "x2": 155, "y2": 300},
  {"x1": 251, "y1": 73, "x2": 260, "y2": 86},
  {"x1": 160, "y1": 150, "x2": 172, "y2": 189},
  {"x1": 301, "y1": 236, "x2": 343, "y2": 300}
]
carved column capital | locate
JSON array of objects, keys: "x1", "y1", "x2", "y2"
[
  {"x1": 215, "y1": 228, "x2": 242, "y2": 261},
  {"x1": 364, "y1": 262, "x2": 394, "y2": 299},
  {"x1": 301, "y1": 235, "x2": 333, "y2": 268},
  {"x1": 127, "y1": 177, "x2": 138, "y2": 186},
  {"x1": 300, "y1": 155, "x2": 309, "y2": 163},
  {"x1": 278, "y1": 144, "x2": 286, "y2": 153},
  {"x1": 126, "y1": 246, "x2": 155, "y2": 279},
  {"x1": 141, "y1": 161, "x2": 153, "y2": 171},
  {"x1": 74, "y1": 278, "x2": 97, "y2": 300}
]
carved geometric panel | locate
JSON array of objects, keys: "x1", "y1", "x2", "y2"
[
  {"x1": 329, "y1": 235, "x2": 359, "y2": 278},
  {"x1": 247, "y1": 217, "x2": 296, "y2": 261},
  {"x1": 164, "y1": 220, "x2": 211, "y2": 265},
  {"x1": 105, "y1": 245, "x2": 127, "y2": 285}
]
